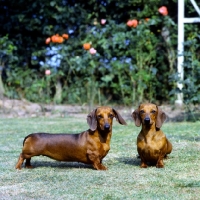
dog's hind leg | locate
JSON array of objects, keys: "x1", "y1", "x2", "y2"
[
  {"x1": 25, "y1": 158, "x2": 33, "y2": 168},
  {"x1": 15, "y1": 153, "x2": 25, "y2": 170},
  {"x1": 16, "y1": 153, "x2": 33, "y2": 169},
  {"x1": 166, "y1": 139, "x2": 172, "y2": 155}
]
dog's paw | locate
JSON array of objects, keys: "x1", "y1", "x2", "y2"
[
  {"x1": 156, "y1": 161, "x2": 164, "y2": 168},
  {"x1": 94, "y1": 163, "x2": 107, "y2": 170},
  {"x1": 140, "y1": 163, "x2": 148, "y2": 168},
  {"x1": 156, "y1": 164, "x2": 164, "y2": 168},
  {"x1": 15, "y1": 166, "x2": 22, "y2": 170},
  {"x1": 25, "y1": 165, "x2": 33, "y2": 169},
  {"x1": 156, "y1": 160, "x2": 164, "y2": 168},
  {"x1": 98, "y1": 164, "x2": 107, "y2": 170}
]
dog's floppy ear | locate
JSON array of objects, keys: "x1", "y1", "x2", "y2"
[
  {"x1": 87, "y1": 109, "x2": 97, "y2": 131},
  {"x1": 131, "y1": 109, "x2": 141, "y2": 127},
  {"x1": 113, "y1": 109, "x2": 127, "y2": 125},
  {"x1": 156, "y1": 106, "x2": 166, "y2": 129}
]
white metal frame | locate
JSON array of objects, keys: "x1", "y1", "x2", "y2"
[{"x1": 176, "y1": 0, "x2": 200, "y2": 105}]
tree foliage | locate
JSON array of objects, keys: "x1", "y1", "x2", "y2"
[{"x1": 0, "y1": 0, "x2": 200, "y2": 106}]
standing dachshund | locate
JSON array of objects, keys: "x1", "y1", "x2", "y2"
[
  {"x1": 132, "y1": 103, "x2": 172, "y2": 168},
  {"x1": 16, "y1": 106, "x2": 127, "y2": 170}
]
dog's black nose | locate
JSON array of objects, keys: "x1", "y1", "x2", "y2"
[
  {"x1": 104, "y1": 124, "x2": 110, "y2": 129},
  {"x1": 144, "y1": 117, "x2": 150, "y2": 124}
]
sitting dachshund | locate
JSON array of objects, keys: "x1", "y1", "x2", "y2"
[
  {"x1": 132, "y1": 103, "x2": 172, "y2": 168},
  {"x1": 16, "y1": 106, "x2": 127, "y2": 170}
]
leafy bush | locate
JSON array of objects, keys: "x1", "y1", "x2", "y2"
[
  {"x1": 181, "y1": 25, "x2": 200, "y2": 105},
  {"x1": 0, "y1": 0, "x2": 199, "y2": 106},
  {"x1": 0, "y1": 35, "x2": 18, "y2": 98}
]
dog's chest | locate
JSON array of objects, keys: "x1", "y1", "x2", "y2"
[
  {"x1": 88, "y1": 133, "x2": 110, "y2": 156},
  {"x1": 101, "y1": 142, "x2": 110, "y2": 154},
  {"x1": 138, "y1": 134, "x2": 163, "y2": 159},
  {"x1": 97, "y1": 133, "x2": 111, "y2": 154},
  {"x1": 138, "y1": 134, "x2": 161, "y2": 152}
]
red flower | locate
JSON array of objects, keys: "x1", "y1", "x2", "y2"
[{"x1": 158, "y1": 6, "x2": 168, "y2": 16}]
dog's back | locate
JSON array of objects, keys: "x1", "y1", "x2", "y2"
[{"x1": 22, "y1": 132, "x2": 89, "y2": 162}]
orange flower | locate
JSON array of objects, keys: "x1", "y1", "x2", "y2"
[
  {"x1": 127, "y1": 20, "x2": 133, "y2": 27},
  {"x1": 57, "y1": 36, "x2": 64, "y2": 43},
  {"x1": 158, "y1": 6, "x2": 168, "y2": 16},
  {"x1": 126, "y1": 19, "x2": 138, "y2": 28},
  {"x1": 51, "y1": 34, "x2": 64, "y2": 43},
  {"x1": 62, "y1": 34, "x2": 69, "y2": 40},
  {"x1": 45, "y1": 37, "x2": 51, "y2": 44},
  {"x1": 83, "y1": 43, "x2": 91, "y2": 50},
  {"x1": 131, "y1": 19, "x2": 138, "y2": 27},
  {"x1": 51, "y1": 35, "x2": 59, "y2": 43}
]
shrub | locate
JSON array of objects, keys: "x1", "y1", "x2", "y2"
[{"x1": 1, "y1": 0, "x2": 199, "y2": 106}]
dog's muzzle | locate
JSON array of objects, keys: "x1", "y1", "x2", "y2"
[
  {"x1": 104, "y1": 123, "x2": 110, "y2": 130},
  {"x1": 144, "y1": 117, "x2": 150, "y2": 124}
]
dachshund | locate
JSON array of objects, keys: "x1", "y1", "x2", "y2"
[
  {"x1": 15, "y1": 106, "x2": 127, "y2": 170},
  {"x1": 132, "y1": 103, "x2": 172, "y2": 168}
]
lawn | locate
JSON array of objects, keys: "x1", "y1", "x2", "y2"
[{"x1": 0, "y1": 116, "x2": 200, "y2": 200}]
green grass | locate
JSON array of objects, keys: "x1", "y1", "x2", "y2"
[{"x1": 0, "y1": 116, "x2": 200, "y2": 200}]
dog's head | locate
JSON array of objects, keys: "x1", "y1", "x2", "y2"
[
  {"x1": 87, "y1": 106, "x2": 127, "y2": 132},
  {"x1": 131, "y1": 103, "x2": 166, "y2": 129}
]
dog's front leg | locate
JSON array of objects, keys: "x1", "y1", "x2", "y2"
[
  {"x1": 138, "y1": 152, "x2": 148, "y2": 168},
  {"x1": 87, "y1": 150, "x2": 107, "y2": 170},
  {"x1": 156, "y1": 153, "x2": 165, "y2": 168}
]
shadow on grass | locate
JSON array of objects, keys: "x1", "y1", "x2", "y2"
[
  {"x1": 117, "y1": 155, "x2": 173, "y2": 167},
  {"x1": 170, "y1": 135, "x2": 200, "y2": 142},
  {"x1": 25, "y1": 157, "x2": 142, "y2": 169},
  {"x1": 175, "y1": 181, "x2": 200, "y2": 188},
  {"x1": 22, "y1": 160, "x2": 94, "y2": 170},
  {"x1": 117, "y1": 156, "x2": 140, "y2": 166}
]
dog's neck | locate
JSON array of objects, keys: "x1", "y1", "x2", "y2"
[
  {"x1": 141, "y1": 123, "x2": 159, "y2": 135},
  {"x1": 89, "y1": 129, "x2": 111, "y2": 143},
  {"x1": 99, "y1": 129, "x2": 112, "y2": 143}
]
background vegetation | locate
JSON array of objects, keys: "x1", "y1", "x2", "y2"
[
  {"x1": 0, "y1": 117, "x2": 200, "y2": 199},
  {"x1": 0, "y1": 0, "x2": 200, "y2": 107}
]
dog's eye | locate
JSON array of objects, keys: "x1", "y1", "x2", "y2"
[
  {"x1": 151, "y1": 110, "x2": 156, "y2": 114},
  {"x1": 97, "y1": 115, "x2": 102, "y2": 119},
  {"x1": 140, "y1": 110, "x2": 144, "y2": 114},
  {"x1": 109, "y1": 114, "x2": 114, "y2": 118}
]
